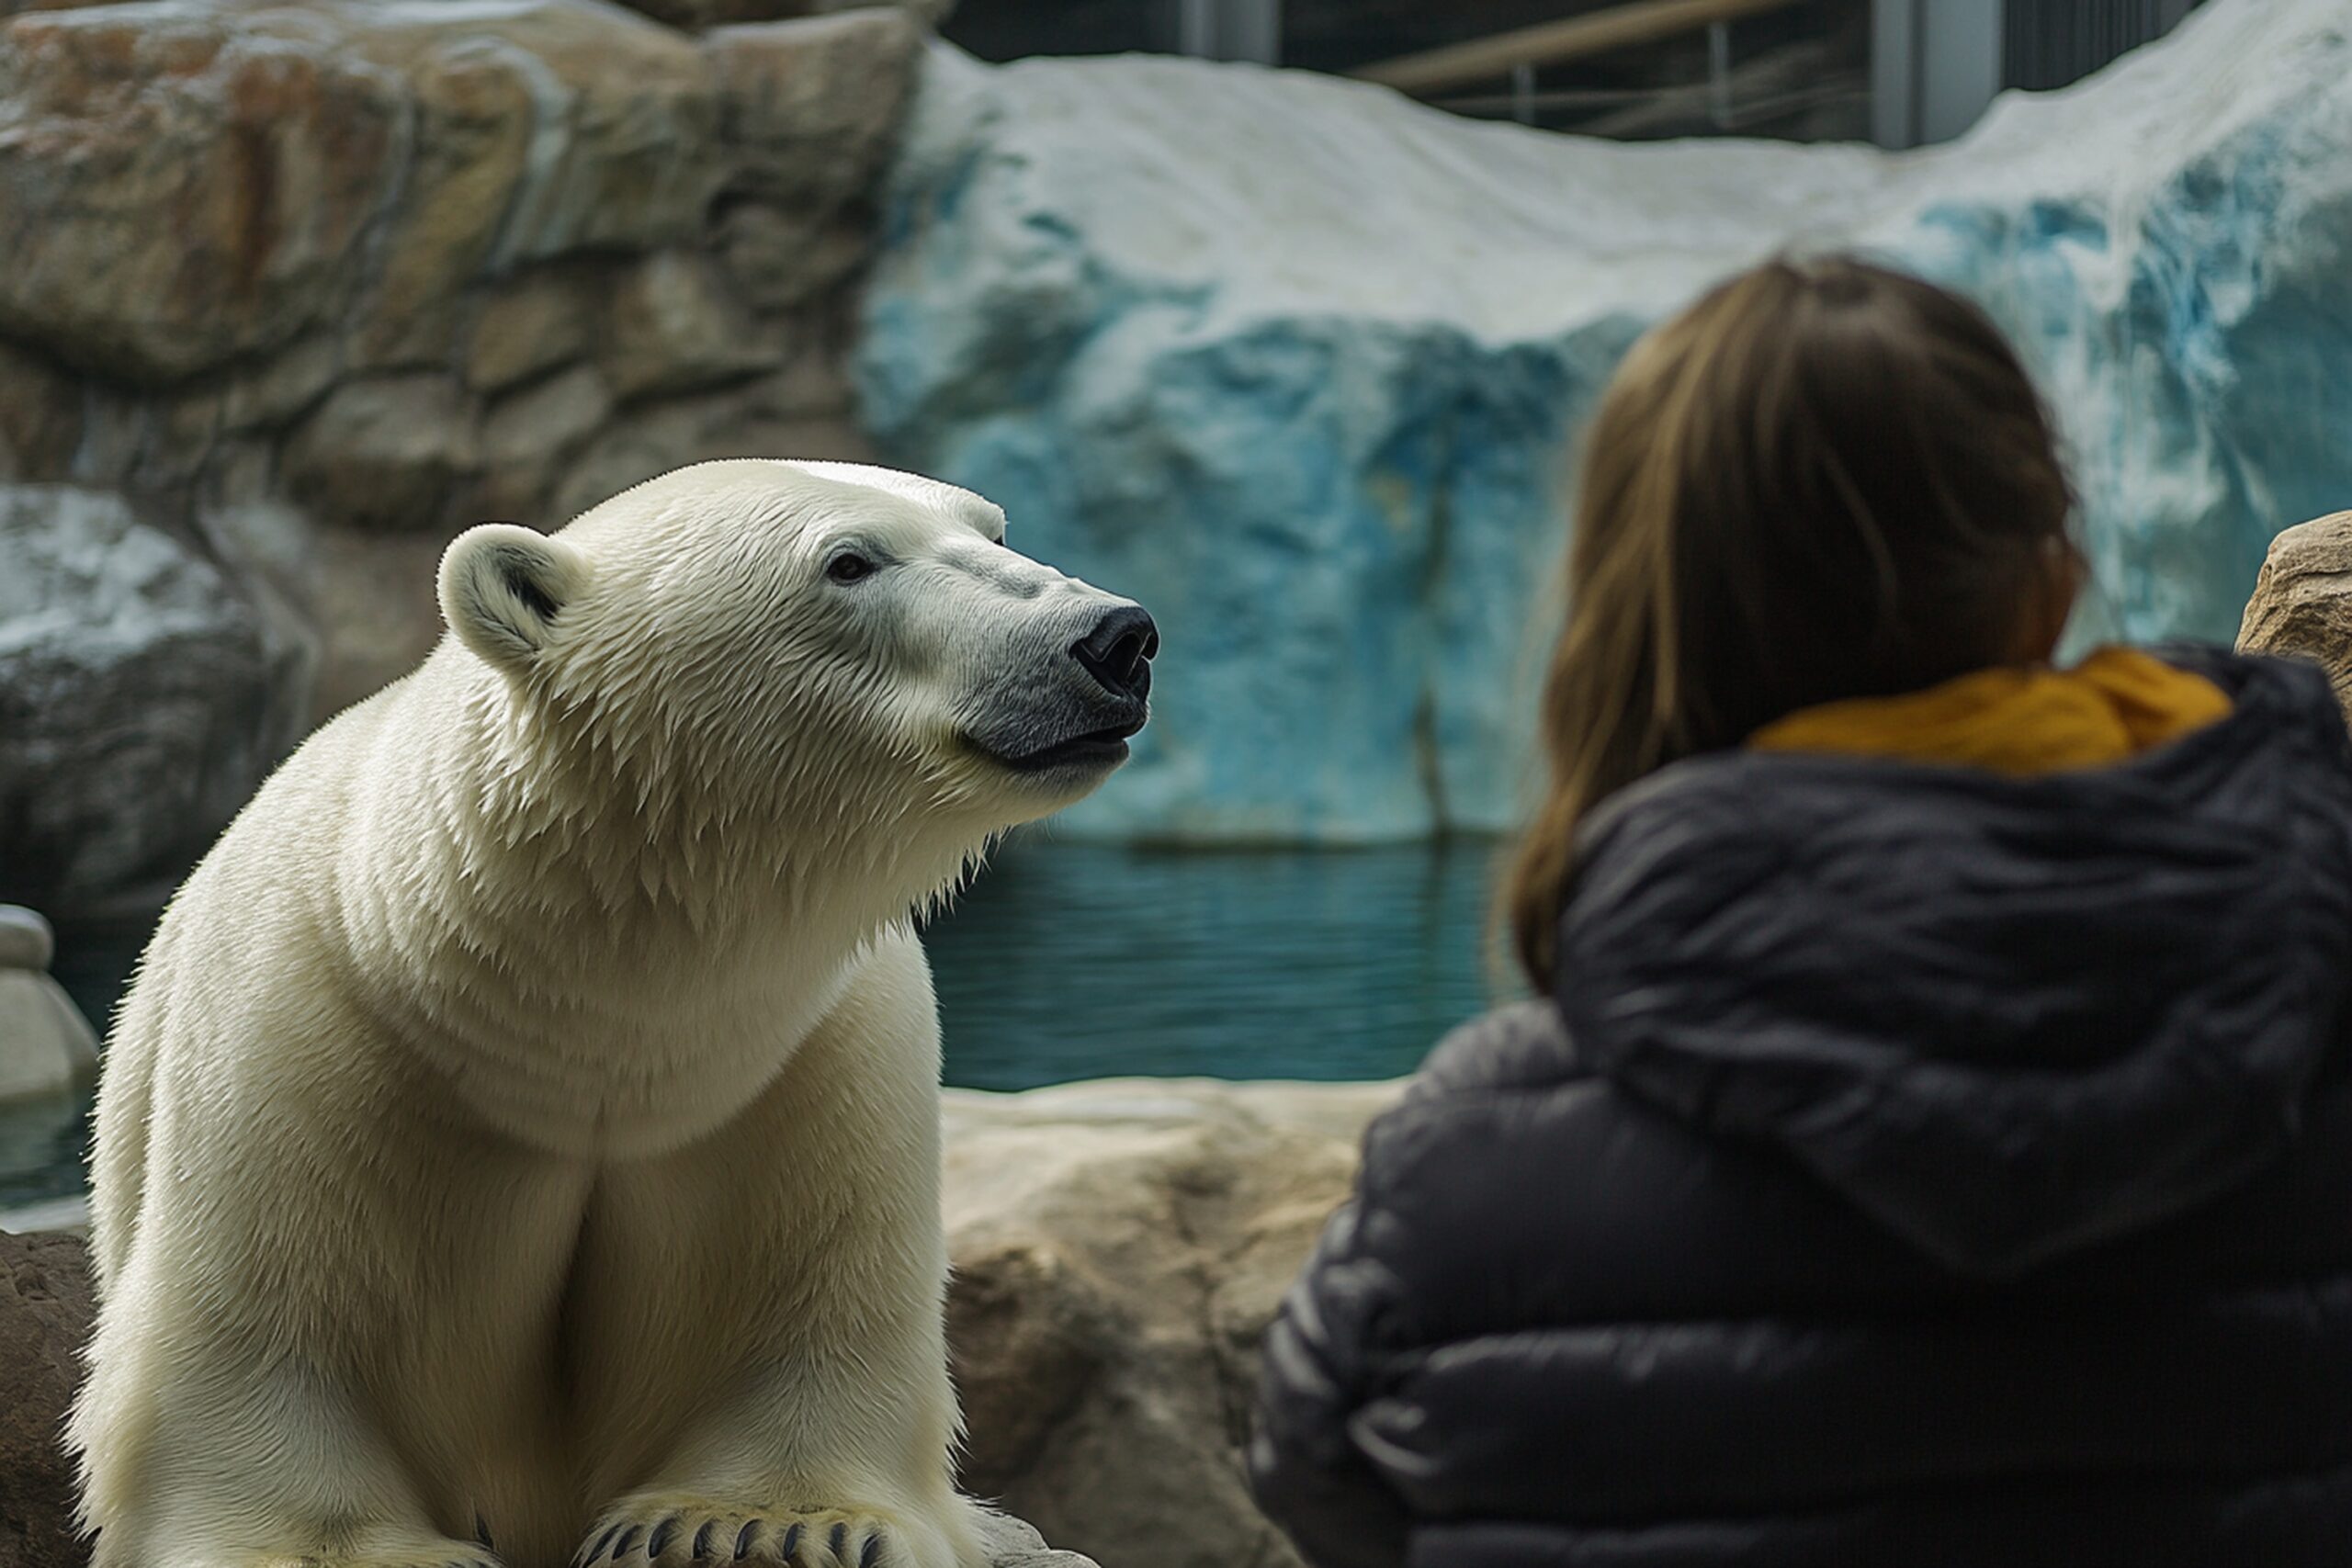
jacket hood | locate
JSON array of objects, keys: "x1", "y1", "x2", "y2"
[{"x1": 1555, "y1": 648, "x2": 2352, "y2": 1276}]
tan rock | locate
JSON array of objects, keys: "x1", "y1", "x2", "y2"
[
  {"x1": 2237, "y1": 510, "x2": 2352, "y2": 727},
  {"x1": 299, "y1": 525, "x2": 454, "y2": 722},
  {"x1": 600, "y1": 250, "x2": 780, "y2": 400},
  {"x1": 467, "y1": 268, "x2": 598, "y2": 394},
  {"x1": 0, "y1": 341, "x2": 82, "y2": 480},
  {"x1": 0, "y1": 1230, "x2": 89, "y2": 1568},
  {"x1": 0, "y1": 6, "x2": 401, "y2": 382},
  {"x1": 943, "y1": 1078, "x2": 1400, "y2": 1568},
  {"x1": 281, "y1": 374, "x2": 481, "y2": 534},
  {"x1": 549, "y1": 392, "x2": 870, "y2": 518},
  {"x1": 421, "y1": 1, "x2": 723, "y2": 265},
  {"x1": 746, "y1": 336, "x2": 862, "y2": 421},
  {"x1": 140, "y1": 388, "x2": 226, "y2": 489},
  {"x1": 482, "y1": 363, "x2": 614, "y2": 468},
  {"x1": 618, "y1": 0, "x2": 955, "y2": 33},
  {"x1": 345, "y1": 36, "x2": 539, "y2": 368},
  {"x1": 469, "y1": 364, "x2": 616, "y2": 523},
  {"x1": 219, "y1": 333, "x2": 344, "y2": 432},
  {"x1": 714, "y1": 201, "x2": 874, "y2": 313},
  {"x1": 706, "y1": 10, "x2": 921, "y2": 209}
]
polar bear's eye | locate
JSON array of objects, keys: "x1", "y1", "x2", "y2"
[{"x1": 825, "y1": 552, "x2": 876, "y2": 585}]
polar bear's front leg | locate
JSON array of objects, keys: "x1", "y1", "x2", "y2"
[{"x1": 564, "y1": 929, "x2": 987, "y2": 1568}]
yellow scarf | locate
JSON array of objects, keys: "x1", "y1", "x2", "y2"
[{"x1": 1749, "y1": 648, "x2": 2232, "y2": 775}]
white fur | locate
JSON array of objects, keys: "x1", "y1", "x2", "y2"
[{"x1": 74, "y1": 461, "x2": 1147, "y2": 1568}]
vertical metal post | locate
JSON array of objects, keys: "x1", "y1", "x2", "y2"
[
  {"x1": 1172, "y1": 0, "x2": 1282, "y2": 64},
  {"x1": 1175, "y1": 0, "x2": 1213, "y2": 58},
  {"x1": 1510, "y1": 61, "x2": 1535, "y2": 124},
  {"x1": 1871, "y1": 0, "x2": 1919, "y2": 148},
  {"x1": 1707, "y1": 19, "x2": 1732, "y2": 130},
  {"x1": 1227, "y1": 0, "x2": 1281, "y2": 64},
  {"x1": 1917, "y1": 0, "x2": 2003, "y2": 142}
]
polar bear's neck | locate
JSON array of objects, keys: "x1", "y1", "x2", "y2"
[{"x1": 335, "y1": 664, "x2": 983, "y2": 1146}]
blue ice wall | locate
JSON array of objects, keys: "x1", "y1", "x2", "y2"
[{"x1": 858, "y1": 0, "x2": 2352, "y2": 840}]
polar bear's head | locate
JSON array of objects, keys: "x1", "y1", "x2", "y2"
[{"x1": 435, "y1": 460, "x2": 1155, "y2": 879}]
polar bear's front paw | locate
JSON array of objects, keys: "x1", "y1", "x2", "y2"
[{"x1": 571, "y1": 1505, "x2": 916, "y2": 1568}]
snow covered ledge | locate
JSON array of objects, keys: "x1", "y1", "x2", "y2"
[{"x1": 2239, "y1": 511, "x2": 2352, "y2": 727}]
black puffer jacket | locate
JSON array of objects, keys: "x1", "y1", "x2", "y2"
[{"x1": 1250, "y1": 649, "x2": 2352, "y2": 1568}]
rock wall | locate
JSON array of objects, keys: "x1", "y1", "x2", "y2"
[
  {"x1": 858, "y1": 0, "x2": 2352, "y2": 841},
  {"x1": 0, "y1": 0, "x2": 926, "y2": 917},
  {"x1": 0, "y1": 1078, "x2": 1399, "y2": 1568},
  {"x1": 0, "y1": 0, "x2": 920, "y2": 723}
]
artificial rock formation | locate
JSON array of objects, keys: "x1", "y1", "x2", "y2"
[
  {"x1": 0, "y1": 0, "x2": 925, "y2": 919},
  {"x1": 0, "y1": 1229, "x2": 87, "y2": 1568},
  {"x1": 0, "y1": 0, "x2": 919, "y2": 720},
  {"x1": 0, "y1": 486, "x2": 311, "y2": 922},
  {"x1": 2238, "y1": 511, "x2": 2352, "y2": 727},
  {"x1": 0, "y1": 1078, "x2": 1396, "y2": 1568},
  {"x1": 942, "y1": 1078, "x2": 1397, "y2": 1568},
  {"x1": 0, "y1": 908, "x2": 98, "y2": 1105},
  {"x1": 616, "y1": 0, "x2": 956, "y2": 35}
]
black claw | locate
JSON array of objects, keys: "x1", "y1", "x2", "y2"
[
  {"x1": 733, "y1": 1522, "x2": 762, "y2": 1562},
  {"x1": 649, "y1": 1517, "x2": 681, "y2": 1560},
  {"x1": 580, "y1": 1523, "x2": 624, "y2": 1568},
  {"x1": 691, "y1": 1522, "x2": 717, "y2": 1561},
  {"x1": 828, "y1": 1525, "x2": 847, "y2": 1564},
  {"x1": 858, "y1": 1534, "x2": 881, "y2": 1568},
  {"x1": 613, "y1": 1527, "x2": 644, "y2": 1562},
  {"x1": 478, "y1": 1516, "x2": 495, "y2": 1551},
  {"x1": 779, "y1": 1524, "x2": 803, "y2": 1565}
]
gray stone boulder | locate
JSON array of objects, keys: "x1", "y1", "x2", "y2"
[
  {"x1": 0, "y1": 908, "x2": 97, "y2": 1106},
  {"x1": 0, "y1": 485, "x2": 311, "y2": 921},
  {"x1": 2238, "y1": 510, "x2": 2352, "y2": 727},
  {"x1": 944, "y1": 1078, "x2": 1397, "y2": 1568}
]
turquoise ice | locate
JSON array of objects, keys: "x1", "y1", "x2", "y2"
[{"x1": 858, "y1": 0, "x2": 2352, "y2": 840}]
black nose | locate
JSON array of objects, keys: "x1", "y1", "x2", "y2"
[{"x1": 1072, "y1": 604, "x2": 1159, "y2": 701}]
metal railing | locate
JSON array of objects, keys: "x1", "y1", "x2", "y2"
[{"x1": 1351, "y1": 0, "x2": 1813, "y2": 96}]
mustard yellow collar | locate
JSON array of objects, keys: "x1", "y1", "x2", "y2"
[{"x1": 1748, "y1": 648, "x2": 2232, "y2": 775}]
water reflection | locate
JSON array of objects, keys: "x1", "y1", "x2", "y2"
[{"x1": 924, "y1": 837, "x2": 1508, "y2": 1089}]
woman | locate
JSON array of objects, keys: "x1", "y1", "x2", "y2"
[{"x1": 1248, "y1": 255, "x2": 2352, "y2": 1566}]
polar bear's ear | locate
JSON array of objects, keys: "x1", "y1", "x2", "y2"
[{"x1": 439, "y1": 524, "x2": 587, "y2": 671}]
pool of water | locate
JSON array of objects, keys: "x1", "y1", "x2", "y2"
[
  {"x1": 924, "y1": 836, "x2": 1506, "y2": 1089},
  {"x1": 3, "y1": 839, "x2": 1507, "y2": 1215}
]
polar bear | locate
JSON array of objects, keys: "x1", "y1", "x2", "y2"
[{"x1": 72, "y1": 461, "x2": 1158, "y2": 1568}]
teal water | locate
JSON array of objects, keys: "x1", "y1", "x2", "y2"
[
  {"x1": 3, "y1": 840, "x2": 1501, "y2": 1214},
  {"x1": 923, "y1": 837, "x2": 1503, "y2": 1089}
]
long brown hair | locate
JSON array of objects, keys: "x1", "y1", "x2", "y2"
[{"x1": 1504, "y1": 254, "x2": 2079, "y2": 988}]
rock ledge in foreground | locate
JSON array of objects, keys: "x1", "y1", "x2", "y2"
[{"x1": 2239, "y1": 510, "x2": 2352, "y2": 725}]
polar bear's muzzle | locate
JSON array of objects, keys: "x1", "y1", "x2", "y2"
[{"x1": 966, "y1": 601, "x2": 1158, "y2": 776}]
